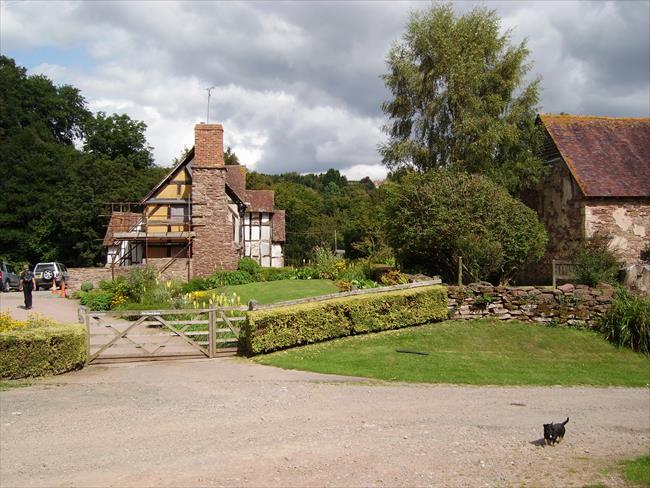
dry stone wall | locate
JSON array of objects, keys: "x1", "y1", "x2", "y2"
[{"x1": 447, "y1": 282, "x2": 614, "y2": 328}]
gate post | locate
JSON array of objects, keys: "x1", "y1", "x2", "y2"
[
  {"x1": 83, "y1": 309, "x2": 91, "y2": 365},
  {"x1": 208, "y1": 310, "x2": 215, "y2": 358}
]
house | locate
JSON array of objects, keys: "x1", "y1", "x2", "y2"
[
  {"x1": 522, "y1": 114, "x2": 650, "y2": 283},
  {"x1": 102, "y1": 123, "x2": 285, "y2": 278}
]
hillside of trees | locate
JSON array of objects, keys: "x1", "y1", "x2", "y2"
[{"x1": 0, "y1": 56, "x2": 167, "y2": 266}]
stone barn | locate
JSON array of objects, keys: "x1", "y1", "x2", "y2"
[
  {"x1": 103, "y1": 123, "x2": 286, "y2": 278},
  {"x1": 522, "y1": 114, "x2": 649, "y2": 284}
]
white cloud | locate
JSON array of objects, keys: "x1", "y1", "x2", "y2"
[
  {"x1": 3, "y1": 0, "x2": 649, "y2": 173},
  {"x1": 341, "y1": 164, "x2": 388, "y2": 181}
]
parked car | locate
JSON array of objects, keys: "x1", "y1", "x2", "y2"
[
  {"x1": 0, "y1": 262, "x2": 20, "y2": 292},
  {"x1": 33, "y1": 262, "x2": 69, "y2": 290}
]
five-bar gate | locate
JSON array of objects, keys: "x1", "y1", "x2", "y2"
[{"x1": 80, "y1": 306, "x2": 248, "y2": 364}]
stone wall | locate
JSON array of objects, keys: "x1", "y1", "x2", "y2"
[
  {"x1": 584, "y1": 200, "x2": 650, "y2": 264},
  {"x1": 519, "y1": 160, "x2": 585, "y2": 284},
  {"x1": 67, "y1": 258, "x2": 192, "y2": 290},
  {"x1": 447, "y1": 282, "x2": 614, "y2": 328}
]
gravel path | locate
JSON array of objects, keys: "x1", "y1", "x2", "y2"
[
  {"x1": 1, "y1": 358, "x2": 648, "y2": 487},
  {"x1": 0, "y1": 291, "x2": 80, "y2": 323}
]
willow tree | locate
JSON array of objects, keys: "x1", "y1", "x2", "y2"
[{"x1": 380, "y1": 4, "x2": 544, "y2": 194}]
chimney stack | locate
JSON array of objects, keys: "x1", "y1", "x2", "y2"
[{"x1": 194, "y1": 123, "x2": 224, "y2": 167}]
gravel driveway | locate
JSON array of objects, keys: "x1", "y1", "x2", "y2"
[
  {"x1": 0, "y1": 290, "x2": 80, "y2": 323},
  {"x1": 1, "y1": 358, "x2": 648, "y2": 487}
]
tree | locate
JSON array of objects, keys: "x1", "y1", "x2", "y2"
[
  {"x1": 382, "y1": 170, "x2": 547, "y2": 284},
  {"x1": 224, "y1": 146, "x2": 239, "y2": 165},
  {"x1": 0, "y1": 56, "x2": 166, "y2": 266},
  {"x1": 380, "y1": 4, "x2": 544, "y2": 194},
  {"x1": 84, "y1": 112, "x2": 154, "y2": 169}
]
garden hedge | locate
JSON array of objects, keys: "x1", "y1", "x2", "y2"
[
  {"x1": 244, "y1": 285, "x2": 447, "y2": 354},
  {"x1": 0, "y1": 325, "x2": 87, "y2": 379}
]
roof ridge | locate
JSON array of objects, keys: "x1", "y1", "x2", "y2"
[{"x1": 540, "y1": 113, "x2": 650, "y2": 122}]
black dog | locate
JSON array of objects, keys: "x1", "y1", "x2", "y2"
[{"x1": 543, "y1": 417, "x2": 569, "y2": 445}]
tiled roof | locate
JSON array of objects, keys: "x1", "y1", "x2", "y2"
[
  {"x1": 225, "y1": 165, "x2": 247, "y2": 202},
  {"x1": 245, "y1": 190, "x2": 275, "y2": 212},
  {"x1": 272, "y1": 210, "x2": 285, "y2": 242},
  {"x1": 103, "y1": 212, "x2": 142, "y2": 246},
  {"x1": 539, "y1": 114, "x2": 650, "y2": 197}
]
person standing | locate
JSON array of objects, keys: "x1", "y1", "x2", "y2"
[{"x1": 19, "y1": 265, "x2": 36, "y2": 310}]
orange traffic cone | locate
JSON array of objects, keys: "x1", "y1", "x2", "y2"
[
  {"x1": 60, "y1": 280, "x2": 67, "y2": 298},
  {"x1": 51, "y1": 278, "x2": 57, "y2": 293}
]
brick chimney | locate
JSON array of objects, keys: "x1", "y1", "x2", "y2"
[
  {"x1": 191, "y1": 123, "x2": 240, "y2": 276},
  {"x1": 194, "y1": 123, "x2": 225, "y2": 167}
]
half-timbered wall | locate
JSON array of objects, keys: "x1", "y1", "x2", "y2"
[{"x1": 243, "y1": 212, "x2": 283, "y2": 267}]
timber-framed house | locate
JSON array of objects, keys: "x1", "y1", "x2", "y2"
[{"x1": 102, "y1": 124, "x2": 285, "y2": 278}]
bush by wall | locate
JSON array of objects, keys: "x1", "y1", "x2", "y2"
[
  {"x1": 0, "y1": 324, "x2": 87, "y2": 379},
  {"x1": 598, "y1": 288, "x2": 649, "y2": 355},
  {"x1": 77, "y1": 289, "x2": 113, "y2": 311},
  {"x1": 573, "y1": 233, "x2": 621, "y2": 287},
  {"x1": 244, "y1": 285, "x2": 447, "y2": 354}
]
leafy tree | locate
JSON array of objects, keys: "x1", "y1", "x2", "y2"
[
  {"x1": 84, "y1": 112, "x2": 154, "y2": 169},
  {"x1": 0, "y1": 56, "x2": 166, "y2": 266},
  {"x1": 380, "y1": 4, "x2": 544, "y2": 194},
  {"x1": 382, "y1": 170, "x2": 547, "y2": 284},
  {"x1": 224, "y1": 146, "x2": 239, "y2": 165},
  {"x1": 0, "y1": 56, "x2": 89, "y2": 145}
]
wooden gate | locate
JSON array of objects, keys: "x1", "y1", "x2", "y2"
[{"x1": 80, "y1": 306, "x2": 247, "y2": 364}]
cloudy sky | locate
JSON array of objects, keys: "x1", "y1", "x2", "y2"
[{"x1": 2, "y1": 0, "x2": 649, "y2": 179}]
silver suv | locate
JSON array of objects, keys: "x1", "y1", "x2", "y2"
[{"x1": 33, "y1": 262, "x2": 69, "y2": 290}]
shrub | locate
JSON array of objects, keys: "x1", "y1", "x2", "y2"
[
  {"x1": 573, "y1": 233, "x2": 621, "y2": 287},
  {"x1": 352, "y1": 279, "x2": 379, "y2": 290},
  {"x1": 0, "y1": 324, "x2": 87, "y2": 379},
  {"x1": 238, "y1": 257, "x2": 262, "y2": 278},
  {"x1": 99, "y1": 277, "x2": 130, "y2": 297},
  {"x1": 379, "y1": 269, "x2": 409, "y2": 286},
  {"x1": 126, "y1": 266, "x2": 159, "y2": 301},
  {"x1": 0, "y1": 312, "x2": 27, "y2": 332},
  {"x1": 340, "y1": 261, "x2": 372, "y2": 282},
  {"x1": 311, "y1": 246, "x2": 345, "y2": 279},
  {"x1": 207, "y1": 270, "x2": 253, "y2": 287},
  {"x1": 181, "y1": 277, "x2": 211, "y2": 293},
  {"x1": 78, "y1": 289, "x2": 113, "y2": 311},
  {"x1": 259, "y1": 267, "x2": 297, "y2": 281},
  {"x1": 382, "y1": 171, "x2": 548, "y2": 284},
  {"x1": 599, "y1": 288, "x2": 649, "y2": 355},
  {"x1": 335, "y1": 280, "x2": 353, "y2": 292},
  {"x1": 294, "y1": 266, "x2": 318, "y2": 280},
  {"x1": 244, "y1": 285, "x2": 448, "y2": 354},
  {"x1": 80, "y1": 282, "x2": 94, "y2": 292}
]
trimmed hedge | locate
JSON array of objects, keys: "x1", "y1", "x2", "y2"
[
  {"x1": 244, "y1": 285, "x2": 447, "y2": 354},
  {"x1": 0, "y1": 325, "x2": 87, "y2": 379}
]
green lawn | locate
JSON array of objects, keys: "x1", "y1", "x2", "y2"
[
  {"x1": 255, "y1": 319, "x2": 650, "y2": 386},
  {"x1": 222, "y1": 279, "x2": 339, "y2": 305},
  {"x1": 623, "y1": 454, "x2": 650, "y2": 487}
]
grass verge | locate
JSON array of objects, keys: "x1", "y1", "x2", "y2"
[
  {"x1": 221, "y1": 279, "x2": 339, "y2": 305},
  {"x1": 0, "y1": 379, "x2": 33, "y2": 391},
  {"x1": 623, "y1": 454, "x2": 650, "y2": 487},
  {"x1": 254, "y1": 319, "x2": 650, "y2": 386}
]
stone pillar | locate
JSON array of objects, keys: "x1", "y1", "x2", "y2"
[{"x1": 191, "y1": 124, "x2": 240, "y2": 276}]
